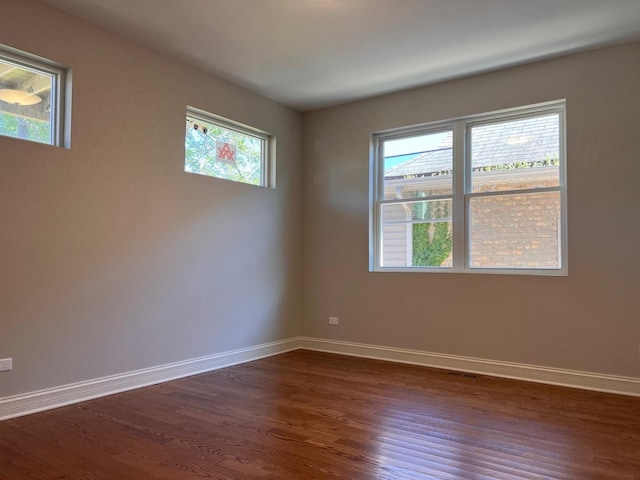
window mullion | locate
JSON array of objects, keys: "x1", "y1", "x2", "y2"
[{"x1": 452, "y1": 121, "x2": 466, "y2": 271}]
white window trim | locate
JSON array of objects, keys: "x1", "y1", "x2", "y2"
[
  {"x1": 0, "y1": 44, "x2": 71, "y2": 148},
  {"x1": 370, "y1": 100, "x2": 568, "y2": 276},
  {"x1": 185, "y1": 106, "x2": 274, "y2": 188}
]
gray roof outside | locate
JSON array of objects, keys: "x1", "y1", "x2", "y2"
[{"x1": 385, "y1": 114, "x2": 559, "y2": 179}]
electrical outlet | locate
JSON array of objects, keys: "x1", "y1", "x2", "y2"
[
  {"x1": 329, "y1": 316, "x2": 339, "y2": 325},
  {"x1": 0, "y1": 358, "x2": 12, "y2": 372}
]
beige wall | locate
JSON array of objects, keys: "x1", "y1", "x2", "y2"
[
  {"x1": 0, "y1": 0, "x2": 302, "y2": 397},
  {"x1": 2, "y1": 1, "x2": 639, "y2": 402},
  {"x1": 302, "y1": 41, "x2": 640, "y2": 378}
]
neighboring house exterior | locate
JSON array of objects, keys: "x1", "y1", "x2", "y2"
[{"x1": 382, "y1": 114, "x2": 561, "y2": 268}]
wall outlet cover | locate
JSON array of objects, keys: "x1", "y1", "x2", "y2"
[{"x1": 0, "y1": 358, "x2": 12, "y2": 372}]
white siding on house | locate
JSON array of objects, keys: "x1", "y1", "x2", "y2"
[{"x1": 381, "y1": 205, "x2": 411, "y2": 266}]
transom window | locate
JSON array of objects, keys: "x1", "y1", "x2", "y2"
[
  {"x1": 0, "y1": 45, "x2": 69, "y2": 147},
  {"x1": 185, "y1": 107, "x2": 272, "y2": 188},
  {"x1": 371, "y1": 101, "x2": 567, "y2": 275}
]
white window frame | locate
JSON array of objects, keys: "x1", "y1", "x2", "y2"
[
  {"x1": 370, "y1": 100, "x2": 567, "y2": 276},
  {"x1": 185, "y1": 106, "x2": 274, "y2": 188},
  {"x1": 0, "y1": 44, "x2": 71, "y2": 148}
]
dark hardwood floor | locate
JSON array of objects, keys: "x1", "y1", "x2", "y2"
[{"x1": 1, "y1": 350, "x2": 639, "y2": 479}]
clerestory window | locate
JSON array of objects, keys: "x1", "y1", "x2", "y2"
[
  {"x1": 185, "y1": 107, "x2": 273, "y2": 188},
  {"x1": 0, "y1": 45, "x2": 70, "y2": 147}
]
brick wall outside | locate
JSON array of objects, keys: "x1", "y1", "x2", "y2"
[{"x1": 469, "y1": 187, "x2": 561, "y2": 268}]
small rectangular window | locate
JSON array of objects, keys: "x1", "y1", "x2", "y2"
[
  {"x1": 372, "y1": 101, "x2": 567, "y2": 275},
  {"x1": 185, "y1": 107, "x2": 272, "y2": 187},
  {"x1": 0, "y1": 45, "x2": 69, "y2": 147}
]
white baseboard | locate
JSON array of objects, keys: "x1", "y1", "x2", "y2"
[
  {"x1": 299, "y1": 337, "x2": 640, "y2": 397},
  {"x1": 0, "y1": 338, "x2": 302, "y2": 421},
  {"x1": 3, "y1": 336, "x2": 638, "y2": 421}
]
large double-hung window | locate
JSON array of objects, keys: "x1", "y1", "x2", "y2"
[{"x1": 371, "y1": 101, "x2": 567, "y2": 275}]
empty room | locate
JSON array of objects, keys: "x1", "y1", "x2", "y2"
[{"x1": 1, "y1": 0, "x2": 639, "y2": 478}]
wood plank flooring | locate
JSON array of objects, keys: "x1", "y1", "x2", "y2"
[{"x1": 1, "y1": 350, "x2": 639, "y2": 479}]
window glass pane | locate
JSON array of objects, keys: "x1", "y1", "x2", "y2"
[
  {"x1": 383, "y1": 131, "x2": 452, "y2": 200},
  {"x1": 185, "y1": 115, "x2": 264, "y2": 186},
  {"x1": 469, "y1": 191, "x2": 561, "y2": 269},
  {"x1": 0, "y1": 59, "x2": 53, "y2": 145},
  {"x1": 381, "y1": 199, "x2": 452, "y2": 268},
  {"x1": 470, "y1": 114, "x2": 560, "y2": 193}
]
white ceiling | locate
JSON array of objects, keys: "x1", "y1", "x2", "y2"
[{"x1": 41, "y1": 0, "x2": 640, "y2": 111}]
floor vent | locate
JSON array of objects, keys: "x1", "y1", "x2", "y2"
[{"x1": 448, "y1": 371, "x2": 478, "y2": 379}]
